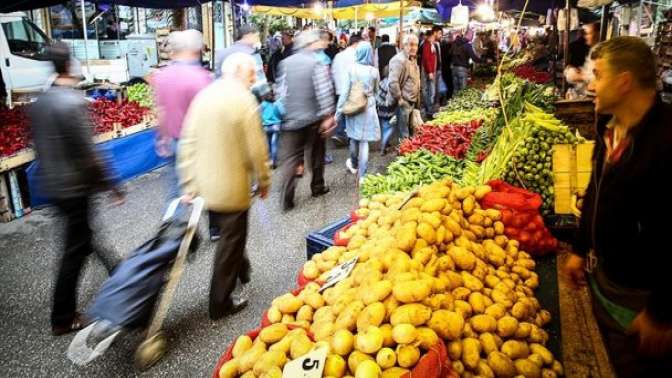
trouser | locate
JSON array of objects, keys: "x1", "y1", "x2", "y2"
[
  {"x1": 380, "y1": 117, "x2": 394, "y2": 152},
  {"x1": 442, "y1": 66, "x2": 454, "y2": 100},
  {"x1": 278, "y1": 123, "x2": 327, "y2": 208},
  {"x1": 209, "y1": 210, "x2": 250, "y2": 319},
  {"x1": 452, "y1": 66, "x2": 469, "y2": 93},
  {"x1": 164, "y1": 139, "x2": 180, "y2": 203},
  {"x1": 349, "y1": 139, "x2": 370, "y2": 179},
  {"x1": 265, "y1": 125, "x2": 280, "y2": 165},
  {"x1": 591, "y1": 294, "x2": 672, "y2": 377},
  {"x1": 396, "y1": 102, "x2": 413, "y2": 139},
  {"x1": 334, "y1": 95, "x2": 348, "y2": 140},
  {"x1": 422, "y1": 70, "x2": 436, "y2": 115},
  {"x1": 52, "y1": 196, "x2": 96, "y2": 327}
]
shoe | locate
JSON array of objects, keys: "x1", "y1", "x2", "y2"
[
  {"x1": 282, "y1": 201, "x2": 295, "y2": 212},
  {"x1": 210, "y1": 296, "x2": 248, "y2": 320},
  {"x1": 312, "y1": 187, "x2": 330, "y2": 198},
  {"x1": 239, "y1": 260, "x2": 251, "y2": 284},
  {"x1": 53, "y1": 312, "x2": 89, "y2": 336},
  {"x1": 331, "y1": 135, "x2": 347, "y2": 146},
  {"x1": 345, "y1": 159, "x2": 357, "y2": 174}
]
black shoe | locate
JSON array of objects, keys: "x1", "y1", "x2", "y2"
[
  {"x1": 312, "y1": 187, "x2": 330, "y2": 198},
  {"x1": 210, "y1": 297, "x2": 248, "y2": 320},
  {"x1": 239, "y1": 261, "x2": 251, "y2": 285},
  {"x1": 282, "y1": 201, "x2": 295, "y2": 212}
]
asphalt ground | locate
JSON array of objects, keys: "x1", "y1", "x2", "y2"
[{"x1": 0, "y1": 146, "x2": 393, "y2": 377}]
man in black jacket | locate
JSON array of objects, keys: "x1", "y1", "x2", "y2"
[
  {"x1": 450, "y1": 29, "x2": 484, "y2": 93},
  {"x1": 563, "y1": 36, "x2": 672, "y2": 376},
  {"x1": 376, "y1": 34, "x2": 397, "y2": 79},
  {"x1": 30, "y1": 42, "x2": 124, "y2": 336}
]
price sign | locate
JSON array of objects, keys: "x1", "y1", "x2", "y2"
[
  {"x1": 282, "y1": 344, "x2": 328, "y2": 378},
  {"x1": 319, "y1": 255, "x2": 359, "y2": 292}
]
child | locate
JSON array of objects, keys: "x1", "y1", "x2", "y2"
[
  {"x1": 260, "y1": 90, "x2": 283, "y2": 168},
  {"x1": 376, "y1": 68, "x2": 397, "y2": 155}
]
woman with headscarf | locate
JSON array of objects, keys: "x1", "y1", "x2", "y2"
[{"x1": 335, "y1": 42, "x2": 380, "y2": 183}]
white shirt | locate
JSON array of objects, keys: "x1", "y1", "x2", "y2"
[{"x1": 331, "y1": 47, "x2": 357, "y2": 96}]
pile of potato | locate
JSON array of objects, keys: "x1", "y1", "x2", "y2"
[{"x1": 220, "y1": 179, "x2": 563, "y2": 378}]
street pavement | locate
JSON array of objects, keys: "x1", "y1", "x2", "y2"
[{"x1": 0, "y1": 147, "x2": 393, "y2": 377}]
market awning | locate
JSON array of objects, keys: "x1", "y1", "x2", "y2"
[
  {"x1": 0, "y1": 0, "x2": 210, "y2": 13},
  {"x1": 252, "y1": 1, "x2": 418, "y2": 20}
]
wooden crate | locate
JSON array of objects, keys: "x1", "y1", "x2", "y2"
[
  {"x1": 0, "y1": 149, "x2": 36, "y2": 173},
  {"x1": 552, "y1": 142, "x2": 595, "y2": 215},
  {"x1": 0, "y1": 173, "x2": 13, "y2": 222}
]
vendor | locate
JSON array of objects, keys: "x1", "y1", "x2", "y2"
[
  {"x1": 562, "y1": 36, "x2": 672, "y2": 376},
  {"x1": 564, "y1": 23, "x2": 600, "y2": 98}
]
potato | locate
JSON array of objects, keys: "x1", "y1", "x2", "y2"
[
  {"x1": 462, "y1": 337, "x2": 481, "y2": 370},
  {"x1": 232, "y1": 335, "x2": 254, "y2": 359},
  {"x1": 462, "y1": 197, "x2": 476, "y2": 215},
  {"x1": 218, "y1": 358, "x2": 239, "y2": 378},
  {"x1": 421, "y1": 212, "x2": 442, "y2": 229},
  {"x1": 325, "y1": 354, "x2": 347, "y2": 378},
  {"x1": 501, "y1": 340, "x2": 530, "y2": 360},
  {"x1": 452, "y1": 287, "x2": 471, "y2": 301},
  {"x1": 529, "y1": 344, "x2": 553, "y2": 365},
  {"x1": 470, "y1": 314, "x2": 497, "y2": 333},
  {"x1": 487, "y1": 351, "x2": 516, "y2": 378},
  {"x1": 275, "y1": 293, "x2": 304, "y2": 314},
  {"x1": 238, "y1": 341, "x2": 266, "y2": 373},
  {"x1": 304, "y1": 292, "x2": 325, "y2": 309},
  {"x1": 444, "y1": 218, "x2": 463, "y2": 237},
  {"x1": 269, "y1": 334, "x2": 293, "y2": 355},
  {"x1": 395, "y1": 223, "x2": 417, "y2": 252},
  {"x1": 551, "y1": 360, "x2": 564, "y2": 375},
  {"x1": 542, "y1": 368, "x2": 558, "y2": 378},
  {"x1": 357, "y1": 302, "x2": 386, "y2": 332},
  {"x1": 381, "y1": 367, "x2": 410, "y2": 378},
  {"x1": 478, "y1": 359, "x2": 496, "y2": 378},
  {"x1": 514, "y1": 322, "x2": 533, "y2": 339},
  {"x1": 355, "y1": 359, "x2": 382, "y2": 378},
  {"x1": 479, "y1": 332, "x2": 499, "y2": 355},
  {"x1": 420, "y1": 198, "x2": 447, "y2": 212},
  {"x1": 497, "y1": 316, "x2": 520, "y2": 338},
  {"x1": 361, "y1": 280, "x2": 393, "y2": 305},
  {"x1": 390, "y1": 304, "x2": 432, "y2": 326},
  {"x1": 314, "y1": 306, "x2": 335, "y2": 323},
  {"x1": 427, "y1": 310, "x2": 464, "y2": 340},
  {"x1": 528, "y1": 325, "x2": 549, "y2": 344},
  {"x1": 267, "y1": 306, "x2": 282, "y2": 324},
  {"x1": 469, "y1": 292, "x2": 487, "y2": 314},
  {"x1": 392, "y1": 279, "x2": 432, "y2": 303},
  {"x1": 355, "y1": 326, "x2": 384, "y2": 354},
  {"x1": 454, "y1": 300, "x2": 473, "y2": 319},
  {"x1": 416, "y1": 327, "x2": 440, "y2": 350},
  {"x1": 297, "y1": 305, "x2": 314, "y2": 322},
  {"x1": 485, "y1": 303, "x2": 507, "y2": 319},
  {"x1": 416, "y1": 222, "x2": 436, "y2": 244},
  {"x1": 528, "y1": 353, "x2": 544, "y2": 368},
  {"x1": 448, "y1": 246, "x2": 476, "y2": 271},
  {"x1": 303, "y1": 261, "x2": 319, "y2": 279},
  {"x1": 335, "y1": 301, "x2": 365, "y2": 331},
  {"x1": 376, "y1": 347, "x2": 397, "y2": 369},
  {"x1": 448, "y1": 340, "x2": 462, "y2": 360},
  {"x1": 331, "y1": 329, "x2": 355, "y2": 356},
  {"x1": 461, "y1": 271, "x2": 484, "y2": 291},
  {"x1": 379, "y1": 324, "x2": 394, "y2": 347},
  {"x1": 348, "y1": 351, "x2": 374, "y2": 375},
  {"x1": 452, "y1": 361, "x2": 465, "y2": 375},
  {"x1": 290, "y1": 333, "x2": 314, "y2": 360},
  {"x1": 253, "y1": 350, "x2": 287, "y2": 376},
  {"x1": 515, "y1": 358, "x2": 541, "y2": 378},
  {"x1": 240, "y1": 371, "x2": 256, "y2": 378},
  {"x1": 389, "y1": 323, "x2": 416, "y2": 344},
  {"x1": 396, "y1": 344, "x2": 421, "y2": 368},
  {"x1": 474, "y1": 185, "x2": 492, "y2": 199},
  {"x1": 281, "y1": 314, "x2": 295, "y2": 324}
]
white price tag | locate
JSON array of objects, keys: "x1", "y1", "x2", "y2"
[
  {"x1": 282, "y1": 344, "x2": 328, "y2": 378},
  {"x1": 319, "y1": 255, "x2": 359, "y2": 292}
]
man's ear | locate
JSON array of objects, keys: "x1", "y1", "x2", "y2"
[{"x1": 617, "y1": 71, "x2": 635, "y2": 94}]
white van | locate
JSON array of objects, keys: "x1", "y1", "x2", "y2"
[{"x1": 0, "y1": 12, "x2": 54, "y2": 102}]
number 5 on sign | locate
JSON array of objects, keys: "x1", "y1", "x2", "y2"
[{"x1": 282, "y1": 344, "x2": 328, "y2": 378}]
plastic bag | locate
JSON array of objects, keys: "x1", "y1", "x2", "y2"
[{"x1": 333, "y1": 223, "x2": 353, "y2": 246}]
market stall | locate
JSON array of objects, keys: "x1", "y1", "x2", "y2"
[{"x1": 0, "y1": 82, "x2": 159, "y2": 221}]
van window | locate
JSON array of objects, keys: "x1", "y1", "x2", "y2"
[{"x1": 1, "y1": 18, "x2": 50, "y2": 60}]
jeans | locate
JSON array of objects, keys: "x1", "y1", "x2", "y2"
[
  {"x1": 265, "y1": 124, "x2": 280, "y2": 165},
  {"x1": 349, "y1": 139, "x2": 370, "y2": 179},
  {"x1": 452, "y1": 66, "x2": 469, "y2": 93},
  {"x1": 278, "y1": 123, "x2": 327, "y2": 209},
  {"x1": 396, "y1": 102, "x2": 413, "y2": 139},
  {"x1": 334, "y1": 95, "x2": 348, "y2": 140},
  {"x1": 209, "y1": 210, "x2": 251, "y2": 320},
  {"x1": 163, "y1": 138, "x2": 180, "y2": 202},
  {"x1": 380, "y1": 117, "x2": 394, "y2": 152},
  {"x1": 422, "y1": 70, "x2": 436, "y2": 115}
]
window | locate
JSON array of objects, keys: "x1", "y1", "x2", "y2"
[{"x1": 1, "y1": 18, "x2": 50, "y2": 60}]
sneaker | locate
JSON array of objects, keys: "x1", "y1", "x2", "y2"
[{"x1": 345, "y1": 159, "x2": 357, "y2": 174}]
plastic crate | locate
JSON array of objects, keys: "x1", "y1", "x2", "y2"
[{"x1": 305, "y1": 217, "x2": 351, "y2": 260}]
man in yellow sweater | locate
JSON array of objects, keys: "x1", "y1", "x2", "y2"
[{"x1": 178, "y1": 53, "x2": 271, "y2": 319}]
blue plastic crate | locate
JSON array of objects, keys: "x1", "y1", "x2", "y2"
[{"x1": 305, "y1": 217, "x2": 351, "y2": 260}]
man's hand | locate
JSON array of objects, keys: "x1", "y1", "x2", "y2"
[
  {"x1": 429, "y1": 73, "x2": 435, "y2": 81},
  {"x1": 259, "y1": 186, "x2": 269, "y2": 199},
  {"x1": 561, "y1": 253, "x2": 586, "y2": 289},
  {"x1": 630, "y1": 310, "x2": 672, "y2": 357},
  {"x1": 319, "y1": 116, "x2": 336, "y2": 137},
  {"x1": 180, "y1": 193, "x2": 195, "y2": 203}
]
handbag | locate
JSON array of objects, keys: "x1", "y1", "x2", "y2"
[
  {"x1": 342, "y1": 69, "x2": 368, "y2": 116},
  {"x1": 410, "y1": 109, "x2": 424, "y2": 130}
]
